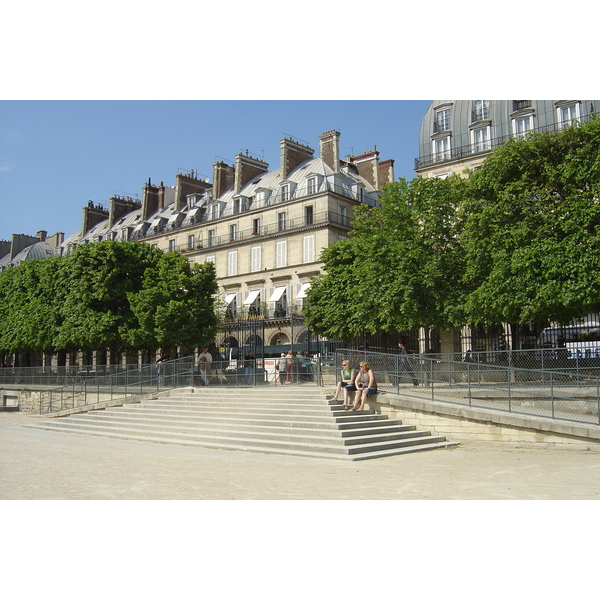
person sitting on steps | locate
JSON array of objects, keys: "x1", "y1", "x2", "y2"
[
  {"x1": 331, "y1": 360, "x2": 357, "y2": 409},
  {"x1": 351, "y1": 361, "x2": 377, "y2": 412}
]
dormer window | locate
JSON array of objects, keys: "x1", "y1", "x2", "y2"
[
  {"x1": 557, "y1": 101, "x2": 581, "y2": 128},
  {"x1": 281, "y1": 184, "x2": 290, "y2": 202},
  {"x1": 307, "y1": 177, "x2": 317, "y2": 195},
  {"x1": 434, "y1": 107, "x2": 451, "y2": 133},
  {"x1": 471, "y1": 100, "x2": 489, "y2": 122}
]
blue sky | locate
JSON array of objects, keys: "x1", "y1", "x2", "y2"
[{"x1": 0, "y1": 100, "x2": 433, "y2": 241}]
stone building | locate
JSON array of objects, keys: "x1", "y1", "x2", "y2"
[
  {"x1": 56, "y1": 130, "x2": 394, "y2": 359},
  {"x1": 415, "y1": 100, "x2": 598, "y2": 179}
]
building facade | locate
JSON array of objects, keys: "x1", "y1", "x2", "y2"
[
  {"x1": 54, "y1": 130, "x2": 394, "y2": 360},
  {"x1": 415, "y1": 100, "x2": 598, "y2": 179}
]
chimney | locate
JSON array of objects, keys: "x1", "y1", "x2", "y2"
[
  {"x1": 82, "y1": 202, "x2": 109, "y2": 235},
  {"x1": 378, "y1": 158, "x2": 395, "y2": 187},
  {"x1": 212, "y1": 161, "x2": 235, "y2": 200},
  {"x1": 234, "y1": 152, "x2": 269, "y2": 194},
  {"x1": 37, "y1": 230, "x2": 47, "y2": 242},
  {"x1": 349, "y1": 149, "x2": 380, "y2": 189},
  {"x1": 141, "y1": 179, "x2": 166, "y2": 221},
  {"x1": 318, "y1": 130, "x2": 340, "y2": 173},
  {"x1": 280, "y1": 137, "x2": 314, "y2": 179},
  {"x1": 0, "y1": 240, "x2": 10, "y2": 260},
  {"x1": 46, "y1": 232, "x2": 65, "y2": 252},
  {"x1": 109, "y1": 196, "x2": 142, "y2": 228},
  {"x1": 174, "y1": 172, "x2": 212, "y2": 211}
]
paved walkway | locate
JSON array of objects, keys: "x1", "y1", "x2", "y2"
[{"x1": 1, "y1": 412, "x2": 599, "y2": 500}]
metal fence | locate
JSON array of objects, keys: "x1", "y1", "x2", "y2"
[
  {"x1": 37, "y1": 357, "x2": 195, "y2": 414},
  {"x1": 335, "y1": 348, "x2": 600, "y2": 427}
]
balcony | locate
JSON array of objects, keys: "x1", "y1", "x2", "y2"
[
  {"x1": 168, "y1": 209, "x2": 352, "y2": 254},
  {"x1": 415, "y1": 114, "x2": 594, "y2": 170}
]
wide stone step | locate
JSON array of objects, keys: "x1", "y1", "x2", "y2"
[
  {"x1": 25, "y1": 386, "x2": 458, "y2": 460},
  {"x1": 26, "y1": 419, "x2": 452, "y2": 460}
]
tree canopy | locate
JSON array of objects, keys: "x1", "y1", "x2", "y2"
[
  {"x1": 304, "y1": 175, "x2": 467, "y2": 338},
  {"x1": 305, "y1": 117, "x2": 600, "y2": 337},
  {"x1": 461, "y1": 116, "x2": 600, "y2": 325},
  {"x1": 0, "y1": 241, "x2": 219, "y2": 358}
]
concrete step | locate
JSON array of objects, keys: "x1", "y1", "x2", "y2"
[{"x1": 25, "y1": 386, "x2": 458, "y2": 460}]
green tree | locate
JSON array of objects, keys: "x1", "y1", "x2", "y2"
[
  {"x1": 304, "y1": 175, "x2": 467, "y2": 337},
  {"x1": 126, "y1": 252, "x2": 219, "y2": 351},
  {"x1": 461, "y1": 117, "x2": 600, "y2": 325},
  {"x1": 0, "y1": 258, "x2": 67, "y2": 362}
]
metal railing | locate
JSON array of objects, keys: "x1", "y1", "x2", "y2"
[
  {"x1": 415, "y1": 113, "x2": 596, "y2": 170},
  {"x1": 38, "y1": 357, "x2": 195, "y2": 414},
  {"x1": 335, "y1": 348, "x2": 600, "y2": 427}
]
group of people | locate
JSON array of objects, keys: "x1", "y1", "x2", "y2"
[
  {"x1": 331, "y1": 340, "x2": 419, "y2": 411},
  {"x1": 276, "y1": 351, "x2": 295, "y2": 384},
  {"x1": 331, "y1": 360, "x2": 378, "y2": 411}
]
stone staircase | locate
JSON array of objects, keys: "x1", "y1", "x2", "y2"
[{"x1": 25, "y1": 387, "x2": 458, "y2": 460}]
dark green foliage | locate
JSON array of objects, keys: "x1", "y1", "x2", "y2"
[
  {"x1": 462, "y1": 117, "x2": 600, "y2": 324},
  {"x1": 0, "y1": 241, "x2": 219, "y2": 355}
]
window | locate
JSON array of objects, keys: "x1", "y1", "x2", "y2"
[
  {"x1": 433, "y1": 136, "x2": 451, "y2": 161},
  {"x1": 513, "y1": 100, "x2": 531, "y2": 111},
  {"x1": 208, "y1": 229, "x2": 215, "y2": 247},
  {"x1": 307, "y1": 177, "x2": 317, "y2": 195},
  {"x1": 434, "y1": 108, "x2": 451, "y2": 133},
  {"x1": 281, "y1": 184, "x2": 290, "y2": 202},
  {"x1": 229, "y1": 224, "x2": 237, "y2": 241},
  {"x1": 168, "y1": 239, "x2": 176, "y2": 252},
  {"x1": 471, "y1": 127, "x2": 491, "y2": 153},
  {"x1": 305, "y1": 205, "x2": 314, "y2": 226},
  {"x1": 252, "y1": 218, "x2": 261, "y2": 235},
  {"x1": 512, "y1": 115, "x2": 533, "y2": 139},
  {"x1": 472, "y1": 100, "x2": 489, "y2": 122},
  {"x1": 558, "y1": 102, "x2": 580, "y2": 128},
  {"x1": 210, "y1": 204, "x2": 220, "y2": 220},
  {"x1": 227, "y1": 251, "x2": 237, "y2": 276},
  {"x1": 276, "y1": 241, "x2": 287, "y2": 268},
  {"x1": 233, "y1": 199, "x2": 240, "y2": 215},
  {"x1": 206, "y1": 255, "x2": 215, "y2": 264},
  {"x1": 278, "y1": 212, "x2": 286, "y2": 232},
  {"x1": 187, "y1": 234, "x2": 195, "y2": 249},
  {"x1": 339, "y1": 205, "x2": 348, "y2": 226},
  {"x1": 303, "y1": 235, "x2": 314, "y2": 263},
  {"x1": 250, "y1": 246, "x2": 261, "y2": 272}
]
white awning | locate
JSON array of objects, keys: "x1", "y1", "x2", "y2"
[
  {"x1": 243, "y1": 289, "x2": 261, "y2": 305},
  {"x1": 268, "y1": 286, "x2": 286, "y2": 302},
  {"x1": 224, "y1": 293, "x2": 237, "y2": 306},
  {"x1": 296, "y1": 283, "x2": 311, "y2": 299}
]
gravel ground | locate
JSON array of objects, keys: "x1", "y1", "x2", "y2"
[{"x1": 1, "y1": 411, "x2": 599, "y2": 500}]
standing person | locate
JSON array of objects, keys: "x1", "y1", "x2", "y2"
[
  {"x1": 398, "y1": 339, "x2": 419, "y2": 386},
  {"x1": 332, "y1": 360, "x2": 357, "y2": 409},
  {"x1": 197, "y1": 346, "x2": 213, "y2": 386},
  {"x1": 277, "y1": 353, "x2": 287, "y2": 385},
  {"x1": 351, "y1": 361, "x2": 377, "y2": 412},
  {"x1": 156, "y1": 354, "x2": 168, "y2": 386},
  {"x1": 285, "y1": 350, "x2": 294, "y2": 383},
  {"x1": 244, "y1": 350, "x2": 255, "y2": 385}
]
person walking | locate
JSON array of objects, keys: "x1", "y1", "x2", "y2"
[
  {"x1": 244, "y1": 350, "x2": 255, "y2": 385},
  {"x1": 277, "y1": 353, "x2": 287, "y2": 385},
  {"x1": 197, "y1": 346, "x2": 213, "y2": 386},
  {"x1": 398, "y1": 340, "x2": 419, "y2": 386},
  {"x1": 285, "y1": 351, "x2": 294, "y2": 383}
]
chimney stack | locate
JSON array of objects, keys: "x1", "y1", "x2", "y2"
[
  {"x1": 174, "y1": 172, "x2": 212, "y2": 211},
  {"x1": 82, "y1": 203, "x2": 109, "y2": 235},
  {"x1": 212, "y1": 161, "x2": 235, "y2": 200},
  {"x1": 280, "y1": 137, "x2": 314, "y2": 179},
  {"x1": 234, "y1": 152, "x2": 269, "y2": 194},
  {"x1": 318, "y1": 130, "x2": 341, "y2": 173}
]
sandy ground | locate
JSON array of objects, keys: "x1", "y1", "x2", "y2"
[{"x1": 1, "y1": 411, "x2": 599, "y2": 500}]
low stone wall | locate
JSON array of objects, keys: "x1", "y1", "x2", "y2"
[{"x1": 367, "y1": 392, "x2": 600, "y2": 450}]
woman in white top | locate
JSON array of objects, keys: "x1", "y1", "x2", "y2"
[{"x1": 351, "y1": 361, "x2": 377, "y2": 412}]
